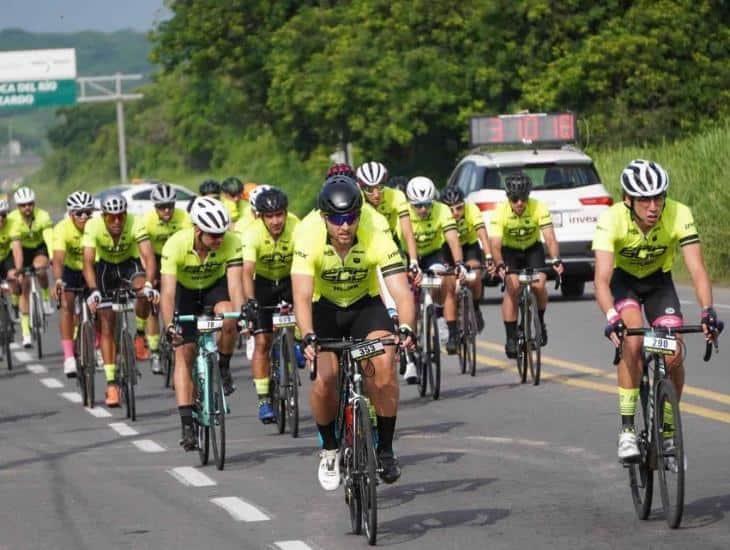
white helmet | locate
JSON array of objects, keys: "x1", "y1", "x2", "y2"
[
  {"x1": 0, "y1": 199, "x2": 9, "y2": 214},
  {"x1": 190, "y1": 197, "x2": 230, "y2": 234},
  {"x1": 66, "y1": 191, "x2": 94, "y2": 211},
  {"x1": 620, "y1": 159, "x2": 669, "y2": 197},
  {"x1": 14, "y1": 187, "x2": 35, "y2": 205},
  {"x1": 248, "y1": 184, "x2": 272, "y2": 214},
  {"x1": 356, "y1": 161, "x2": 388, "y2": 187},
  {"x1": 151, "y1": 183, "x2": 177, "y2": 204},
  {"x1": 101, "y1": 195, "x2": 127, "y2": 214},
  {"x1": 406, "y1": 176, "x2": 437, "y2": 204}
]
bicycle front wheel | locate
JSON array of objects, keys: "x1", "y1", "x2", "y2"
[
  {"x1": 271, "y1": 339, "x2": 286, "y2": 435},
  {"x1": 197, "y1": 419, "x2": 210, "y2": 466},
  {"x1": 629, "y1": 366, "x2": 653, "y2": 520},
  {"x1": 526, "y1": 293, "x2": 542, "y2": 385},
  {"x1": 356, "y1": 399, "x2": 378, "y2": 545},
  {"x1": 80, "y1": 321, "x2": 97, "y2": 408},
  {"x1": 120, "y1": 333, "x2": 136, "y2": 421},
  {"x1": 209, "y1": 354, "x2": 226, "y2": 471},
  {"x1": 283, "y1": 330, "x2": 299, "y2": 438},
  {"x1": 426, "y1": 305, "x2": 441, "y2": 400},
  {"x1": 655, "y1": 378, "x2": 684, "y2": 528},
  {"x1": 0, "y1": 302, "x2": 12, "y2": 371},
  {"x1": 31, "y1": 292, "x2": 43, "y2": 359}
]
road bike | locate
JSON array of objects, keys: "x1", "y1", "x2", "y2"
[
  {"x1": 0, "y1": 280, "x2": 15, "y2": 370},
  {"x1": 108, "y1": 283, "x2": 140, "y2": 421},
  {"x1": 414, "y1": 270, "x2": 442, "y2": 399},
  {"x1": 265, "y1": 301, "x2": 300, "y2": 438},
  {"x1": 22, "y1": 266, "x2": 47, "y2": 359},
  {"x1": 456, "y1": 269, "x2": 480, "y2": 377},
  {"x1": 67, "y1": 287, "x2": 97, "y2": 408}
]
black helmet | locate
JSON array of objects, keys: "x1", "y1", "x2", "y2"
[
  {"x1": 387, "y1": 175, "x2": 408, "y2": 192},
  {"x1": 504, "y1": 173, "x2": 532, "y2": 197},
  {"x1": 221, "y1": 176, "x2": 244, "y2": 196},
  {"x1": 199, "y1": 179, "x2": 221, "y2": 196},
  {"x1": 318, "y1": 176, "x2": 362, "y2": 214},
  {"x1": 440, "y1": 186, "x2": 465, "y2": 205},
  {"x1": 256, "y1": 188, "x2": 288, "y2": 213}
]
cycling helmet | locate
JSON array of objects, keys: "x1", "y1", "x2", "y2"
[
  {"x1": 326, "y1": 163, "x2": 355, "y2": 180},
  {"x1": 504, "y1": 173, "x2": 533, "y2": 197},
  {"x1": 620, "y1": 159, "x2": 669, "y2": 197},
  {"x1": 318, "y1": 176, "x2": 362, "y2": 214},
  {"x1": 199, "y1": 179, "x2": 221, "y2": 196},
  {"x1": 0, "y1": 199, "x2": 9, "y2": 214},
  {"x1": 190, "y1": 197, "x2": 230, "y2": 234},
  {"x1": 101, "y1": 195, "x2": 127, "y2": 214},
  {"x1": 66, "y1": 191, "x2": 94, "y2": 211},
  {"x1": 149, "y1": 183, "x2": 175, "y2": 204},
  {"x1": 14, "y1": 187, "x2": 35, "y2": 205},
  {"x1": 405, "y1": 176, "x2": 437, "y2": 204},
  {"x1": 248, "y1": 184, "x2": 272, "y2": 213},
  {"x1": 387, "y1": 175, "x2": 408, "y2": 192},
  {"x1": 440, "y1": 186, "x2": 465, "y2": 206},
  {"x1": 221, "y1": 176, "x2": 244, "y2": 196},
  {"x1": 356, "y1": 161, "x2": 388, "y2": 187},
  {"x1": 255, "y1": 188, "x2": 288, "y2": 214}
]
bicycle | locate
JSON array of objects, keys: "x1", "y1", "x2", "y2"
[
  {"x1": 21, "y1": 266, "x2": 47, "y2": 359},
  {"x1": 159, "y1": 328, "x2": 175, "y2": 389},
  {"x1": 455, "y1": 268, "x2": 480, "y2": 377},
  {"x1": 614, "y1": 323, "x2": 723, "y2": 529},
  {"x1": 414, "y1": 270, "x2": 443, "y2": 400},
  {"x1": 175, "y1": 308, "x2": 239, "y2": 470},
  {"x1": 310, "y1": 336, "x2": 396, "y2": 546},
  {"x1": 0, "y1": 280, "x2": 15, "y2": 370},
  {"x1": 66, "y1": 287, "x2": 97, "y2": 408},
  {"x1": 108, "y1": 283, "x2": 141, "y2": 421}
]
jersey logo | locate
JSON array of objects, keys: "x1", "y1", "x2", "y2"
[
  {"x1": 618, "y1": 245, "x2": 668, "y2": 263},
  {"x1": 320, "y1": 267, "x2": 369, "y2": 283},
  {"x1": 260, "y1": 252, "x2": 293, "y2": 265},
  {"x1": 506, "y1": 226, "x2": 535, "y2": 238}
]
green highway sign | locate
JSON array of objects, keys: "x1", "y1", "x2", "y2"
[
  {"x1": 0, "y1": 48, "x2": 77, "y2": 110},
  {"x1": 0, "y1": 79, "x2": 76, "y2": 109}
]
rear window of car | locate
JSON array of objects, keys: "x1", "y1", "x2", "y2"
[{"x1": 478, "y1": 163, "x2": 601, "y2": 190}]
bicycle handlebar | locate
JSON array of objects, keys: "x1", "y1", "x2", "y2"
[
  {"x1": 499, "y1": 266, "x2": 562, "y2": 292},
  {"x1": 309, "y1": 337, "x2": 398, "y2": 381},
  {"x1": 611, "y1": 323, "x2": 723, "y2": 365}
]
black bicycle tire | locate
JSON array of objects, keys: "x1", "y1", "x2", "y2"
[
  {"x1": 655, "y1": 378, "x2": 684, "y2": 528},
  {"x1": 197, "y1": 419, "x2": 210, "y2": 466},
  {"x1": 272, "y1": 335, "x2": 286, "y2": 435},
  {"x1": 84, "y1": 323, "x2": 96, "y2": 408},
  {"x1": 463, "y1": 290, "x2": 477, "y2": 377},
  {"x1": 80, "y1": 320, "x2": 96, "y2": 408},
  {"x1": 629, "y1": 364, "x2": 653, "y2": 520},
  {"x1": 126, "y1": 333, "x2": 137, "y2": 422},
  {"x1": 457, "y1": 290, "x2": 468, "y2": 374},
  {"x1": 516, "y1": 293, "x2": 528, "y2": 383},
  {"x1": 357, "y1": 399, "x2": 378, "y2": 545},
  {"x1": 427, "y1": 305, "x2": 441, "y2": 400},
  {"x1": 527, "y1": 293, "x2": 541, "y2": 385},
  {"x1": 32, "y1": 293, "x2": 43, "y2": 359},
  {"x1": 1, "y1": 301, "x2": 12, "y2": 370},
  {"x1": 161, "y1": 339, "x2": 173, "y2": 389},
  {"x1": 283, "y1": 330, "x2": 299, "y2": 438},
  {"x1": 416, "y1": 347, "x2": 427, "y2": 397},
  {"x1": 209, "y1": 353, "x2": 226, "y2": 470}
]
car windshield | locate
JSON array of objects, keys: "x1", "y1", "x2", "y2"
[{"x1": 481, "y1": 164, "x2": 601, "y2": 190}]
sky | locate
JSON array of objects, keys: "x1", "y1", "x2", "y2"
[{"x1": 2, "y1": 0, "x2": 170, "y2": 32}]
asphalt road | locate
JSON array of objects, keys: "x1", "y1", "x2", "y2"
[{"x1": 1, "y1": 285, "x2": 728, "y2": 549}]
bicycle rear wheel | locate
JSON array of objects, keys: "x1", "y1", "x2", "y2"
[
  {"x1": 120, "y1": 333, "x2": 136, "y2": 421},
  {"x1": 526, "y1": 293, "x2": 542, "y2": 385},
  {"x1": 0, "y1": 301, "x2": 12, "y2": 371},
  {"x1": 356, "y1": 399, "x2": 378, "y2": 545},
  {"x1": 31, "y1": 292, "x2": 43, "y2": 359},
  {"x1": 629, "y1": 366, "x2": 653, "y2": 520},
  {"x1": 271, "y1": 338, "x2": 286, "y2": 434},
  {"x1": 426, "y1": 305, "x2": 441, "y2": 400},
  {"x1": 283, "y1": 330, "x2": 299, "y2": 438},
  {"x1": 655, "y1": 378, "x2": 684, "y2": 528},
  {"x1": 83, "y1": 322, "x2": 96, "y2": 407},
  {"x1": 160, "y1": 339, "x2": 174, "y2": 389},
  {"x1": 209, "y1": 354, "x2": 226, "y2": 470}
]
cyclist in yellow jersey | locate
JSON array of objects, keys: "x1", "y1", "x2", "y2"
[
  {"x1": 440, "y1": 186, "x2": 495, "y2": 333},
  {"x1": 0, "y1": 200, "x2": 14, "y2": 294},
  {"x1": 234, "y1": 184, "x2": 270, "y2": 235},
  {"x1": 489, "y1": 173, "x2": 564, "y2": 359},
  {"x1": 291, "y1": 176, "x2": 415, "y2": 491},
  {"x1": 592, "y1": 159, "x2": 721, "y2": 461},
  {"x1": 52, "y1": 191, "x2": 95, "y2": 377},
  {"x1": 83, "y1": 195, "x2": 159, "y2": 407},
  {"x1": 140, "y1": 183, "x2": 192, "y2": 372},
  {"x1": 199, "y1": 179, "x2": 221, "y2": 199},
  {"x1": 241, "y1": 188, "x2": 301, "y2": 424},
  {"x1": 404, "y1": 176, "x2": 466, "y2": 355},
  {"x1": 8, "y1": 187, "x2": 54, "y2": 348},
  {"x1": 160, "y1": 197, "x2": 244, "y2": 451},
  {"x1": 221, "y1": 176, "x2": 244, "y2": 222}
]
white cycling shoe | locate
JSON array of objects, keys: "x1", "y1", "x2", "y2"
[
  {"x1": 403, "y1": 361, "x2": 418, "y2": 385},
  {"x1": 318, "y1": 449, "x2": 341, "y2": 491},
  {"x1": 22, "y1": 335, "x2": 32, "y2": 348},
  {"x1": 618, "y1": 431, "x2": 640, "y2": 461},
  {"x1": 63, "y1": 356, "x2": 77, "y2": 378},
  {"x1": 43, "y1": 300, "x2": 55, "y2": 316}
]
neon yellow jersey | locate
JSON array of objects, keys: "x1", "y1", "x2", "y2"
[
  {"x1": 52, "y1": 217, "x2": 85, "y2": 270},
  {"x1": 242, "y1": 213, "x2": 299, "y2": 281},
  {"x1": 291, "y1": 218, "x2": 405, "y2": 307},
  {"x1": 238, "y1": 200, "x2": 250, "y2": 222},
  {"x1": 489, "y1": 198, "x2": 552, "y2": 250},
  {"x1": 0, "y1": 220, "x2": 12, "y2": 261},
  {"x1": 406, "y1": 201, "x2": 457, "y2": 257},
  {"x1": 161, "y1": 227, "x2": 243, "y2": 290},
  {"x1": 369, "y1": 187, "x2": 409, "y2": 235},
  {"x1": 8, "y1": 208, "x2": 53, "y2": 249},
  {"x1": 81, "y1": 214, "x2": 148, "y2": 264},
  {"x1": 592, "y1": 199, "x2": 699, "y2": 279},
  {"x1": 221, "y1": 196, "x2": 240, "y2": 222},
  {"x1": 141, "y1": 208, "x2": 192, "y2": 255},
  {"x1": 456, "y1": 202, "x2": 486, "y2": 246},
  {"x1": 234, "y1": 203, "x2": 256, "y2": 234}
]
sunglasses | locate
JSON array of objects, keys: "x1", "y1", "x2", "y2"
[
  {"x1": 508, "y1": 194, "x2": 529, "y2": 203},
  {"x1": 449, "y1": 203, "x2": 465, "y2": 211},
  {"x1": 155, "y1": 203, "x2": 175, "y2": 210},
  {"x1": 361, "y1": 184, "x2": 384, "y2": 194},
  {"x1": 72, "y1": 210, "x2": 93, "y2": 218},
  {"x1": 412, "y1": 202, "x2": 432, "y2": 209},
  {"x1": 203, "y1": 232, "x2": 225, "y2": 240},
  {"x1": 19, "y1": 202, "x2": 35, "y2": 207},
  {"x1": 103, "y1": 212, "x2": 126, "y2": 221},
  {"x1": 326, "y1": 211, "x2": 360, "y2": 226}
]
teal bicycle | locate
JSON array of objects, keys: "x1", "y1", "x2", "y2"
[{"x1": 175, "y1": 308, "x2": 240, "y2": 470}]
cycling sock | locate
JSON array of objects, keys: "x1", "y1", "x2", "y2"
[
  {"x1": 11, "y1": 293, "x2": 18, "y2": 307},
  {"x1": 538, "y1": 308, "x2": 546, "y2": 325},
  {"x1": 41, "y1": 287, "x2": 50, "y2": 301},
  {"x1": 317, "y1": 421, "x2": 338, "y2": 450},
  {"x1": 135, "y1": 316, "x2": 145, "y2": 333},
  {"x1": 619, "y1": 387, "x2": 639, "y2": 429},
  {"x1": 253, "y1": 377, "x2": 269, "y2": 397},
  {"x1": 662, "y1": 402, "x2": 674, "y2": 437},
  {"x1": 20, "y1": 314, "x2": 30, "y2": 337},
  {"x1": 376, "y1": 416, "x2": 396, "y2": 453},
  {"x1": 446, "y1": 320, "x2": 458, "y2": 336},
  {"x1": 61, "y1": 339, "x2": 74, "y2": 360},
  {"x1": 178, "y1": 405, "x2": 194, "y2": 426},
  {"x1": 104, "y1": 363, "x2": 116, "y2": 383},
  {"x1": 219, "y1": 352, "x2": 232, "y2": 371},
  {"x1": 473, "y1": 298, "x2": 481, "y2": 311},
  {"x1": 504, "y1": 321, "x2": 517, "y2": 340},
  {"x1": 147, "y1": 334, "x2": 160, "y2": 353}
]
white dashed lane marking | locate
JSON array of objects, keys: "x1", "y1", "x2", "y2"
[
  {"x1": 26, "y1": 364, "x2": 47, "y2": 374},
  {"x1": 274, "y1": 541, "x2": 314, "y2": 550},
  {"x1": 168, "y1": 467, "x2": 216, "y2": 487},
  {"x1": 13, "y1": 350, "x2": 32, "y2": 362},
  {"x1": 40, "y1": 377, "x2": 64, "y2": 388},
  {"x1": 60, "y1": 392, "x2": 83, "y2": 404},
  {"x1": 133, "y1": 440, "x2": 165, "y2": 453},
  {"x1": 85, "y1": 407, "x2": 112, "y2": 418},
  {"x1": 109, "y1": 422, "x2": 139, "y2": 436},
  {"x1": 9, "y1": 342, "x2": 20, "y2": 350},
  {"x1": 210, "y1": 497, "x2": 270, "y2": 522}
]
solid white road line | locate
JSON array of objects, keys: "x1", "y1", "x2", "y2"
[
  {"x1": 13, "y1": 350, "x2": 32, "y2": 362},
  {"x1": 9, "y1": 342, "x2": 20, "y2": 350},
  {"x1": 40, "y1": 377, "x2": 64, "y2": 388},
  {"x1": 274, "y1": 541, "x2": 314, "y2": 550},
  {"x1": 210, "y1": 497, "x2": 270, "y2": 522},
  {"x1": 85, "y1": 407, "x2": 112, "y2": 418},
  {"x1": 26, "y1": 364, "x2": 48, "y2": 374},
  {"x1": 133, "y1": 440, "x2": 165, "y2": 453},
  {"x1": 60, "y1": 392, "x2": 83, "y2": 404},
  {"x1": 168, "y1": 467, "x2": 217, "y2": 487},
  {"x1": 109, "y1": 422, "x2": 139, "y2": 436}
]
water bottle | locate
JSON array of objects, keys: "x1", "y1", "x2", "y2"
[
  {"x1": 293, "y1": 341, "x2": 306, "y2": 369},
  {"x1": 437, "y1": 316, "x2": 448, "y2": 345}
]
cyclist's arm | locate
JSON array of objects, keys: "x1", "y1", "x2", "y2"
[
  {"x1": 476, "y1": 225, "x2": 492, "y2": 259},
  {"x1": 681, "y1": 242, "x2": 713, "y2": 309},
  {"x1": 138, "y1": 239, "x2": 156, "y2": 286},
  {"x1": 399, "y1": 215, "x2": 418, "y2": 264},
  {"x1": 292, "y1": 273, "x2": 314, "y2": 337},
  {"x1": 12, "y1": 239, "x2": 23, "y2": 271},
  {"x1": 383, "y1": 271, "x2": 415, "y2": 328},
  {"x1": 226, "y1": 264, "x2": 244, "y2": 312},
  {"x1": 541, "y1": 225, "x2": 560, "y2": 260},
  {"x1": 52, "y1": 249, "x2": 65, "y2": 283},
  {"x1": 443, "y1": 228, "x2": 463, "y2": 265},
  {"x1": 160, "y1": 273, "x2": 177, "y2": 329},
  {"x1": 594, "y1": 250, "x2": 615, "y2": 315},
  {"x1": 82, "y1": 246, "x2": 97, "y2": 290},
  {"x1": 242, "y1": 260, "x2": 256, "y2": 302},
  {"x1": 489, "y1": 236, "x2": 504, "y2": 266}
]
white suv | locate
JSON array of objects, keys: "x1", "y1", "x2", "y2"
[
  {"x1": 447, "y1": 144, "x2": 613, "y2": 297},
  {"x1": 94, "y1": 181, "x2": 197, "y2": 217}
]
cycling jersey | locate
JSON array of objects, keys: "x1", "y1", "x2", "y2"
[
  {"x1": 592, "y1": 199, "x2": 699, "y2": 279},
  {"x1": 221, "y1": 196, "x2": 241, "y2": 222},
  {"x1": 52, "y1": 217, "x2": 85, "y2": 270},
  {"x1": 8, "y1": 208, "x2": 53, "y2": 249},
  {"x1": 161, "y1": 227, "x2": 243, "y2": 290},
  {"x1": 291, "y1": 218, "x2": 405, "y2": 307},
  {"x1": 0, "y1": 220, "x2": 12, "y2": 262},
  {"x1": 296, "y1": 203, "x2": 391, "y2": 240},
  {"x1": 489, "y1": 198, "x2": 552, "y2": 250},
  {"x1": 369, "y1": 187, "x2": 409, "y2": 235},
  {"x1": 242, "y1": 212, "x2": 299, "y2": 281},
  {"x1": 81, "y1": 214, "x2": 148, "y2": 264},
  {"x1": 233, "y1": 203, "x2": 256, "y2": 235},
  {"x1": 456, "y1": 202, "x2": 486, "y2": 246},
  {"x1": 141, "y1": 208, "x2": 191, "y2": 255},
  {"x1": 406, "y1": 201, "x2": 458, "y2": 257}
]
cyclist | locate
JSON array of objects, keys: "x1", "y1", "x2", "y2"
[
  {"x1": 387, "y1": 175, "x2": 409, "y2": 194},
  {"x1": 160, "y1": 197, "x2": 244, "y2": 451},
  {"x1": 440, "y1": 185, "x2": 495, "y2": 332},
  {"x1": 140, "y1": 183, "x2": 192, "y2": 372},
  {"x1": 592, "y1": 159, "x2": 721, "y2": 461},
  {"x1": 291, "y1": 175, "x2": 415, "y2": 490},
  {"x1": 489, "y1": 173, "x2": 564, "y2": 359},
  {"x1": 52, "y1": 191, "x2": 95, "y2": 377},
  {"x1": 199, "y1": 179, "x2": 221, "y2": 199},
  {"x1": 9, "y1": 187, "x2": 54, "y2": 348},
  {"x1": 404, "y1": 176, "x2": 466, "y2": 355},
  {"x1": 234, "y1": 184, "x2": 271, "y2": 236},
  {"x1": 0, "y1": 199, "x2": 13, "y2": 290},
  {"x1": 82, "y1": 195, "x2": 159, "y2": 407},
  {"x1": 220, "y1": 176, "x2": 244, "y2": 222},
  {"x1": 241, "y1": 188, "x2": 300, "y2": 424}
]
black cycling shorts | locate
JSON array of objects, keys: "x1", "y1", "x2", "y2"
[
  {"x1": 95, "y1": 258, "x2": 143, "y2": 301},
  {"x1": 22, "y1": 243, "x2": 49, "y2": 267},
  {"x1": 610, "y1": 268, "x2": 682, "y2": 326},
  {"x1": 313, "y1": 295, "x2": 394, "y2": 340},
  {"x1": 0, "y1": 255, "x2": 12, "y2": 280},
  {"x1": 419, "y1": 244, "x2": 451, "y2": 272},
  {"x1": 501, "y1": 242, "x2": 545, "y2": 272},
  {"x1": 61, "y1": 266, "x2": 85, "y2": 290},
  {"x1": 253, "y1": 276, "x2": 293, "y2": 334},
  {"x1": 176, "y1": 276, "x2": 231, "y2": 341}
]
